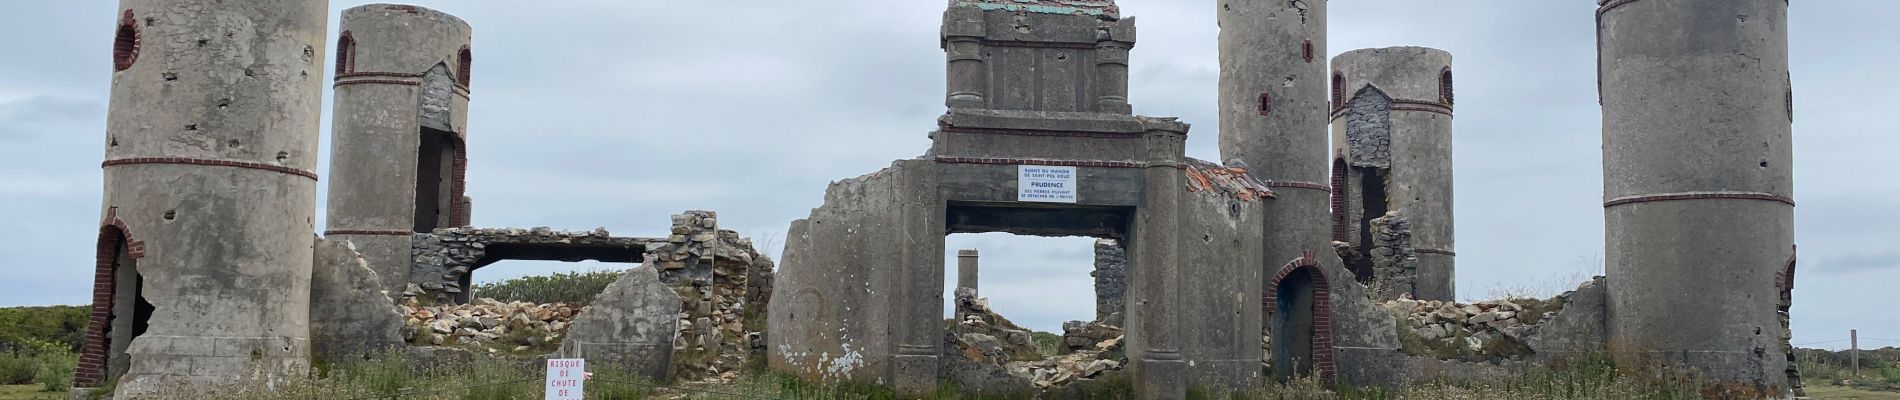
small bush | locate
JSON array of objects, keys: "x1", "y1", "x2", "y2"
[
  {"x1": 470, "y1": 269, "x2": 627, "y2": 306},
  {"x1": 0, "y1": 354, "x2": 37, "y2": 385},
  {"x1": 1031, "y1": 331, "x2": 1063, "y2": 356}
]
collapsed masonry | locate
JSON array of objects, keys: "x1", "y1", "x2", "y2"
[
  {"x1": 305, "y1": 210, "x2": 778, "y2": 383},
  {"x1": 1329, "y1": 47, "x2": 1456, "y2": 302}
]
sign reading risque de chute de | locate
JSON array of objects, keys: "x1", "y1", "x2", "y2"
[
  {"x1": 545, "y1": 358, "x2": 585, "y2": 400},
  {"x1": 1018, "y1": 165, "x2": 1078, "y2": 203}
]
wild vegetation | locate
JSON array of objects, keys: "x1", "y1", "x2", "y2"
[
  {"x1": 0, "y1": 306, "x2": 84, "y2": 397},
  {"x1": 469, "y1": 269, "x2": 628, "y2": 306},
  {"x1": 1799, "y1": 346, "x2": 1900, "y2": 393}
]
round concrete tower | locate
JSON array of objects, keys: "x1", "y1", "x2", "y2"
[
  {"x1": 78, "y1": 0, "x2": 328, "y2": 393},
  {"x1": 325, "y1": 4, "x2": 473, "y2": 296},
  {"x1": 1599, "y1": 0, "x2": 1793, "y2": 395},
  {"x1": 1329, "y1": 47, "x2": 1455, "y2": 301},
  {"x1": 1215, "y1": 0, "x2": 1331, "y2": 309}
]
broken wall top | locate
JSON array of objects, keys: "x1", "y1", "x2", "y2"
[{"x1": 948, "y1": 0, "x2": 1120, "y2": 19}]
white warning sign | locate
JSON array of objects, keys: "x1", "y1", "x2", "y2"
[{"x1": 1018, "y1": 165, "x2": 1078, "y2": 203}]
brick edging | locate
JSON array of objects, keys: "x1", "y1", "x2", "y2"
[
  {"x1": 1603, "y1": 191, "x2": 1795, "y2": 208},
  {"x1": 335, "y1": 79, "x2": 421, "y2": 88},
  {"x1": 104, "y1": 157, "x2": 319, "y2": 181},
  {"x1": 325, "y1": 230, "x2": 414, "y2": 236},
  {"x1": 1263, "y1": 251, "x2": 1337, "y2": 383},
  {"x1": 938, "y1": 126, "x2": 1143, "y2": 139},
  {"x1": 1266, "y1": 181, "x2": 1332, "y2": 193},
  {"x1": 1331, "y1": 98, "x2": 1455, "y2": 119},
  {"x1": 934, "y1": 156, "x2": 1156, "y2": 169}
]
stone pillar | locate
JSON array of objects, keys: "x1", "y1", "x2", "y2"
[
  {"x1": 1130, "y1": 121, "x2": 1189, "y2": 399},
  {"x1": 93, "y1": 0, "x2": 327, "y2": 394},
  {"x1": 1094, "y1": 30, "x2": 1134, "y2": 114},
  {"x1": 326, "y1": 4, "x2": 473, "y2": 296},
  {"x1": 1215, "y1": 0, "x2": 1337, "y2": 324},
  {"x1": 1092, "y1": 239, "x2": 1127, "y2": 326},
  {"x1": 1329, "y1": 47, "x2": 1455, "y2": 301},
  {"x1": 1600, "y1": 0, "x2": 1793, "y2": 395},
  {"x1": 942, "y1": 9, "x2": 985, "y2": 109},
  {"x1": 956, "y1": 249, "x2": 979, "y2": 294}
]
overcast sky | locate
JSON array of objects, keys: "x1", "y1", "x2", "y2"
[{"x1": 1, "y1": 1, "x2": 1894, "y2": 349}]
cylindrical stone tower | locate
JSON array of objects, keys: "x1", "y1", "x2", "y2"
[
  {"x1": 326, "y1": 4, "x2": 473, "y2": 296},
  {"x1": 1599, "y1": 0, "x2": 1793, "y2": 395},
  {"x1": 1215, "y1": 0, "x2": 1331, "y2": 330},
  {"x1": 79, "y1": 0, "x2": 328, "y2": 393},
  {"x1": 1329, "y1": 47, "x2": 1455, "y2": 301},
  {"x1": 955, "y1": 249, "x2": 978, "y2": 294}
]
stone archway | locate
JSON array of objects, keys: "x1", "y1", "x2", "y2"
[
  {"x1": 76, "y1": 208, "x2": 145, "y2": 388},
  {"x1": 1265, "y1": 252, "x2": 1334, "y2": 383}
]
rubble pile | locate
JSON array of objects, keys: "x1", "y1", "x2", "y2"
[
  {"x1": 946, "y1": 289, "x2": 1128, "y2": 388},
  {"x1": 401, "y1": 298, "x2": 577, "y2": 352},
  {"x1": 1383, "y1": 293, "x2": 1558, "y2": 358},
  {"x1": 953, "y1": 288, "x2": 1041, "y2": 361}
]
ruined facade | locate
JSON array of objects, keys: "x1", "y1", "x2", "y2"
[
  {"x1": 767, "y1": 1, "x2": 1275, "y2": 397},
  {"x1": 1599, "y1": 0, "x2": 1795, "y2": 395},
  {"x1": 325, "y1": 4, "x2": 475, "y2": 297},
  {"x1": 1328, "y1": 47, "x2": 1456, "y2": 301},
  {"x1": 65, "y1": 0, "x2": 1811, "y2": 398},
  {"x1": 79, "y1": 0, "x2": 329, "y2": 394}
]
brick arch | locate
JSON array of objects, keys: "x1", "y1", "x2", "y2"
[
  {"x1": 1264, "y1": 251, "x2": 1335, "y2": 382},
  {"x1": 1439, "y1": 67, "x2": 1454, "y2": 105},
  {"x1": 74, "y1": 208, "x2": 145, "y2": 388},
  {"x1": 112, "y1": 10, "x2": 139, "y2": 72},
  {"x1": 455, "y1": 45, "x2": 472, "y2": 88},
  {"x1": 335, "y1": 31, "x2": 356, "y2": 75},
  {"x1": 1330, "y1": 71, "x2": 1346, "y2": 112}
]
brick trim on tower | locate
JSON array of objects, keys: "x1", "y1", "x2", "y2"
[
  {"x1": 103, "y1": 157, "x2": 319, "y2": 181},
  {"x1": 1603, "y1": 191, "x2": 1796, "y2": 208},
  {"x1": 1263, "y1": 251, "x2": 1336, "y2": 383},
  {"x1": 75, "y1": 208, "x2": 144, "y2": 388}
]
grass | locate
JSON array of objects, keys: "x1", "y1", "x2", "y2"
[
  {"x1": 0, "y1": 384, "x2": 64, "y2": 400},
  {"x1": 1807, "y1": 383, "x2": 1900, "y2": 399}
]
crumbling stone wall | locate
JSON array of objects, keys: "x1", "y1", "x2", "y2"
[
  {"x1": 1368, "y1": 212, "x2": 1419, "y2": 299},
  {"x1": 407, "y1": 227, "x2": 651, "y2": 303},
  {"x1": 309, "y1": 238, "x2": 406, "y2": 364},
  {"x1": 1090, "y1": 239, "x2": 1126, "y2": 326},
  {"x1": 646, "y1": 211, "x2": 775, "y2": 380},
  {"x1": 405, "y1": 211, "x2": 775, "y2": 381}
]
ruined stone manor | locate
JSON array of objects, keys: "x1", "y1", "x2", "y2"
[{"x1": 74, "y1": 0, "x2": 1801, "y2": 399}]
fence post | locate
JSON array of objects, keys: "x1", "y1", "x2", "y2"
[{"x1": 1851, "y1": 329, "x2": 1860, "y2": 378}]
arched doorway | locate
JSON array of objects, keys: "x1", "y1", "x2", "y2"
[
  {"x1": 76, "y1": 212, "x2": 150, "y2": 388},
  {"x1": 1265, "y1": 253, "x2": 1334, "y2": 383}
]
